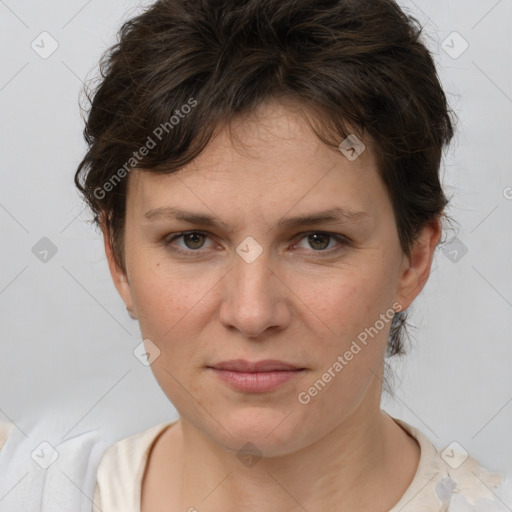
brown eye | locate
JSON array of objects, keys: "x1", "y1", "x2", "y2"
[
  {"x1": 307, "y1": 233, "x2": 331, "y2": 250},
  {"x1": 181, "y1": 232, "x2": 207, "y2": 250},
  {"x1": 295, "y1": 232, "x2": 348, "y2": 252},
  {"x1": 164, "y1": 231, "x2": 213, "y2": 253}
]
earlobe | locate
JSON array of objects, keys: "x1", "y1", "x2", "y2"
[
  {"x1": 126, "y1": 305, "x2": 137, "y2": 319},
  {"x1": 394, "y1": 216, "x2": 442, "y2": 311},
  {"x1": 100, "y1": 217, "x2": 136, "y2": 317}
]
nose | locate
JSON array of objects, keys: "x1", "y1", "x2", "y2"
[{"x1": 218, "y1": 246, "x2": 291, "y2": 339}]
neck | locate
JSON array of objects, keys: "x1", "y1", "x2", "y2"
[{"x1": 168, "y1": 395, "x2": 419, "y2": 511}]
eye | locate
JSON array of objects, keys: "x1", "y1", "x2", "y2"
[
  {"x1": 163, "y1": 231, "x2": 214, "y2": 253},
  {"x1": 293, "y1": 231, "x2": 349, "y2": 253}
]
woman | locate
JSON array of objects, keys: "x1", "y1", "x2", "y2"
[
  {"x1": 81, "y1": 0, "x2": 512, "y2": 510},
  {"x1": 2, "y1": 0, "x2": 508, "y2": 511}
]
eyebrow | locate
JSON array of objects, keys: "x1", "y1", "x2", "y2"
[{"x1": 143, "y1": 206, "x2": 369, "y2": 231}]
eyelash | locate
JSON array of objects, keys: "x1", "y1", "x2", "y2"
[{"x1": 162, "y1": 230, "x2": 350, "y2": 257}]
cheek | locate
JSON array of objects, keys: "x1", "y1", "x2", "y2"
[
  {"x1": 129, "y1": 257, "x2": 222, "y2": 358},
  {"x1": 128, "y1": 256, "x2": 186, "y2": 336},
  {"x1": 128, "y1": 245, "x2": 190, "y2": 310},
  {"x1": 293, "y1": 271, "x2": 393, "y2": 415},
  {"x1": 292, "y1": 263, "x2": 395, "y2": 399},
  {"x1": 293, "y1": 263, "x2": 394, "y2": 343},
  {"x1": 130, "y1": 263, "x2": 212, "y2": 402}
]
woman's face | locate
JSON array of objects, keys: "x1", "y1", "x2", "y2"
[{"x1": 106, "y1": 99, "x2": 438, "y2": 455}]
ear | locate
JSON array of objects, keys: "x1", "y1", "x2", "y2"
[
  {"x1": 394, "y1": 216, "x2": 442, "y2": 311},
  {"x1": 100, "y1": 216, "x2": 136, "y2": 318}
]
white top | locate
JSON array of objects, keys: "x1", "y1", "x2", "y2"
[
  {"x1": 0, "y1": 412, "x2": 119, "y2": 512},
  {"x1": 1, "y1": 415, "x2": 510, "y2": 511},
  {"x1": 91, "y1": 415, "x2": 511, "y2": 512}
]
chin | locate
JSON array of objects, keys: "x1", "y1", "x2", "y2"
[{"x1": 211, "y1": 406, "x2": 308, "y2": 457}]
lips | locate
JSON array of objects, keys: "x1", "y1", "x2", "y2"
[
  {"x1": 208, "y1": 359, "x2": 304, "y2": 372},
  {"x1": 207, "y1": 359, "x2": 306, "y2": 392}
]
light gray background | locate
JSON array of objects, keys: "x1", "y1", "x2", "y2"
[{"x1": 1, "y1": 0, "x2": 511, "y2": 477}]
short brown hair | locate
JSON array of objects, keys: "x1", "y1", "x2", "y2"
[{"x1": 74, "y1": 0, "x2": 455, "y2": 389}]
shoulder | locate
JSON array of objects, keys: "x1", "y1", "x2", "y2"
[
  {"x1": 0, "y1": 413, "x2": 122, "y2": 511},
  {"x1": 391, "y1": 416, "x2": 511, "y2": 511},
  {"x1": 95, "y1": 421, "x2": 176, "y2": 476},
  {"x1": 94, "y1": 420, "x2": 176, "y2": 512}
]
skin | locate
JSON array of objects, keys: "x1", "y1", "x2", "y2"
[{"x1": 103, "y1": 98, "x2": 441, "y2": 511}]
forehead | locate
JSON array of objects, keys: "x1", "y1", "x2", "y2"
[{"x1": 126, "y1": 99, "x2": 385, "y2": 222}]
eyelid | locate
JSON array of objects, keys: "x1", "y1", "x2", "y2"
[{"x1": 293, "y1": 230, "x2": 350, "y2": 242}]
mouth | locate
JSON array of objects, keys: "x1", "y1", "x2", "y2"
[
  {"x1": 206, "y1": 359, "x2": 307, "y2": 393},
  {"x1": 208, "y1": 359, "x2": 304, "y2": 372}
]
